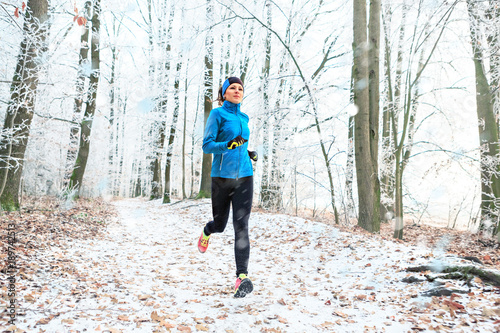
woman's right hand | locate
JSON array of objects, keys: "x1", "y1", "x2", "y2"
[{"x1": 227, "y1": 135, "x2": 247, "y2": 149}]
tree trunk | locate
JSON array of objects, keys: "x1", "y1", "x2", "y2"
[
  {"x1": 0, "y1": 0, "x2": 50, "y2": 210},
  {"x1": 486, "y1": 2, "x2": 500, "y2": 130},
  {"x1": 199, "y1": 0, "x2": 214, "y2": 199},
  {"x1": 353, "y1": 0, "x2": 380, "y2": 232},
  {"x1": 151, "y1": 2, "x2": 174, "y2": 200},
  {"x1": 240, "y1": 24, "x2": 254, "y2": 85},
  {"x1": 182, "y1": 62, "x2": 188, "y2": 199},
  {"x1": 191, "y1": 90, "x2": 200, "y2": 198},
  {"x1": 164, "y1": 62, "x2": 182, "y2": 203},
  {"x1": 63, "y1": 1, "x2": 91, "y2": 191},
  {"x1": 260, "y1": 0, "x2": 273, "y2": 210},
  {"x1": 345, "y1": 67, "x2": 356, "y2": 221},
  {"x1": 108, "y1": 45, "x2": 119, "y2": 196},
  {"x1": 380, "y1": 3, "x2": 395, "y2": 220},
  {"x1": 467, "y1": 0, "x2": 500, "y2": 235},
  {"x1": 68, "y1": 0, "x2": 101, "y2": 196}
]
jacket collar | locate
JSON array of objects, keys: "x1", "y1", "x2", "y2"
[{"x1": 223, "y1": 100, "x2": 240, "y2": 113}]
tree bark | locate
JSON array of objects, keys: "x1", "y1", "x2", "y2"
[
  {"x1": 353, "y1": 0, "x2": 380, "y2": 232},
  {"x1": 260, "y1": 0, "x2": 274, "y2": 210},
  {"x1": 199, "y1": 0, "x2": 214, "y2": 199},
  {"x1": 164, "y1": 62, "x2": 182, "y2": 203},
  {"x1": 0, "y1": 0, "x2": 50, "y2": 210},
  {"x1": 64, "y1": 1, "x2": 91, "y2": 191},
  {"x1": 368, "y1": 0, "x2": 382, "y2": 231},
  {"x1": 467, "y1": 0, "x2": 500, "y2": 236},
  {"x1": 68, "y1": 0, "x2": 101, "y2": 196},
  {"x1": 150, "y1": 2, "x2": 174, "y2": 200},
  {"x1": 182, "y1": 62, "x2": 188, "y2": 199}
]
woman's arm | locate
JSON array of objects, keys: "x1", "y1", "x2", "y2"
[{"x1": 202, "y1": 110, "x2": 228, "y2": 154}]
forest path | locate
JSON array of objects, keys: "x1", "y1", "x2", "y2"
[{"x1": 8, "y1": 199, "x2": 499, "y2": 332}]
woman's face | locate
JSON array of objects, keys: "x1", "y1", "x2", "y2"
[{"x1": 224, "y1": 83, "x2": 244, "y2": 104}]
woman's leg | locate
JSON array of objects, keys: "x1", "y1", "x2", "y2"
[
  {"x1": 204, "y1": 177, "x2": 231, "y2": 235},
  {"x1": 231, "y1": 176, "x2": 253, "y2": 276}
]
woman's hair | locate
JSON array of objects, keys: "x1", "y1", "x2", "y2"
[{"x1": 215, "y1": 86, "x2": 224, "y2": 106}]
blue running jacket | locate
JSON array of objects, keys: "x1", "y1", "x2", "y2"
[{"x1": 202, "y1": 100, "x2": 253, "y2": 179}]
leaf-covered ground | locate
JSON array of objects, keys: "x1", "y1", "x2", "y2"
[{"x1": 1, "y1": 198, "x2": 500, "y2": 332}]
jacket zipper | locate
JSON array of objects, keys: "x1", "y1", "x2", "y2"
[
  {"x1": 236, "y1": 112, "x2": 243, "y2": 180},
  {"x1": 220, "y1": 154, "x2": 224, "y2": 171}
]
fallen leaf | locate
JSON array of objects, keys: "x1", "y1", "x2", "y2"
[
  {"x1": 443, "y1": 299, "x2": 464, "y2": 310},
  {"x1": 334, "y1": 310, "x2": 348, "y2": 318},
  {"x1": 159, "y1": 320, "x2": 176, "y2": 328},
  {"x1": 118, "y1": 315, "x2": 129, "y2": 321},
  {"x1": 196, "y1": 324, "x2": 209, "y2": 331},
  {"x1": 37, "y1": 318, "x2": 52, "y2": 325},
  {"x1": 166, "y1": 314, "x2": 179, "y2": 320},
  {"x1": 151, "y1": 311, "x2": 163, "y2": 322}
]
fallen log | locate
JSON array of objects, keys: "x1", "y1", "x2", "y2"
[{"x1": 406, "y1": 265, "x2": 500, "y2": 287}]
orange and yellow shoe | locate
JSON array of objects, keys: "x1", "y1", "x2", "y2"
[
  {"x1": 197, "y1": 231, "x2": 210, "y2": 253},
  {"x1": 234, "y1": 274, "x2": 253, "y2": 298}
]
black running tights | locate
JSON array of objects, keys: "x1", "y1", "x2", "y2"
[{"x1": 204, "y1": 176, "x2": 253, "y2": 277}]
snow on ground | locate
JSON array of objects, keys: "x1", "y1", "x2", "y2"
[{"x1": 5, "y1": 198, "x2": 500, "y2": 332}]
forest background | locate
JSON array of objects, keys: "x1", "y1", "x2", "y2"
[{"x1": 1, "y1": 0, "x2": 499, "y2": 240}]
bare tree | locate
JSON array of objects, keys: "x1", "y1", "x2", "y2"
[
  {"x1": 68, "y1": 0, "x2": 102, "y2": 197},
  {"x1": 387, "y1": 1, "x2": 455, "y2": 239},
  {"x1": 63, "y1": 1, "x2": 91, "y2": 191},
  {"x1": 0, "y1": 0, "x2": 50, "y2": 210},
  {"x1": 352, "y1": 0, "x2": 381, "y2": 232},
  {"x1": 199, "y1": 0, "x2": 214, "y2": 199},
  {"x1": 467, "y1": 0, "x2": 500, "y2": 237}
]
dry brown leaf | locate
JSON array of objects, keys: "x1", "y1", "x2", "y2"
[
  {"x1": 159, "y1": 320, "x2": 176, "y2": 328},
  {"x1": 117, "y1": 315, "x2": 129, "y2": 321},
  {"x1": 443, "y1": 299, "x2": 465, "y2": 310},
  {"x1": 177, "y1": 325, "x2": 192, "y2": 332},
  {"x1": 166, "y1": 314, "x2": 179, "y2": 320},
  {"x1": 151, "y1": 310, "x2": 163, "y2": 322},
  {"x1": 334, "y1": 310, "x2": 348, "y2": 318},
  {"x1": 37, "y1": 317, "x2": 52, "y2": 325},
  {"x1": 105, "y1": 328, "x2": 120, "y2": 333},
  {"x1": 61, "y1": 318, "x2": 75, "y2": 324},
  {"x1": 24, "y1": 295, "x2": 35, "y2": 302},
  {"x1": 138, "y1": 294, "x2": 152, "y2": 300},
  {"x1": 195, "y1": 324, "x2": 209, "y2": 331},
  {"x1": 277, "y1": 298, "x2": 286, "y2": 305}
]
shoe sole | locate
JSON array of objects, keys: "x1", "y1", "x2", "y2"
[{"x1": 234, "y1": 279, "x2": 253, "y2": 298}]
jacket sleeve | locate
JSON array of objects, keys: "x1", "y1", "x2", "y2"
[{"x1": 202, "y1": 109, "x2": 228, "y2": 154}]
